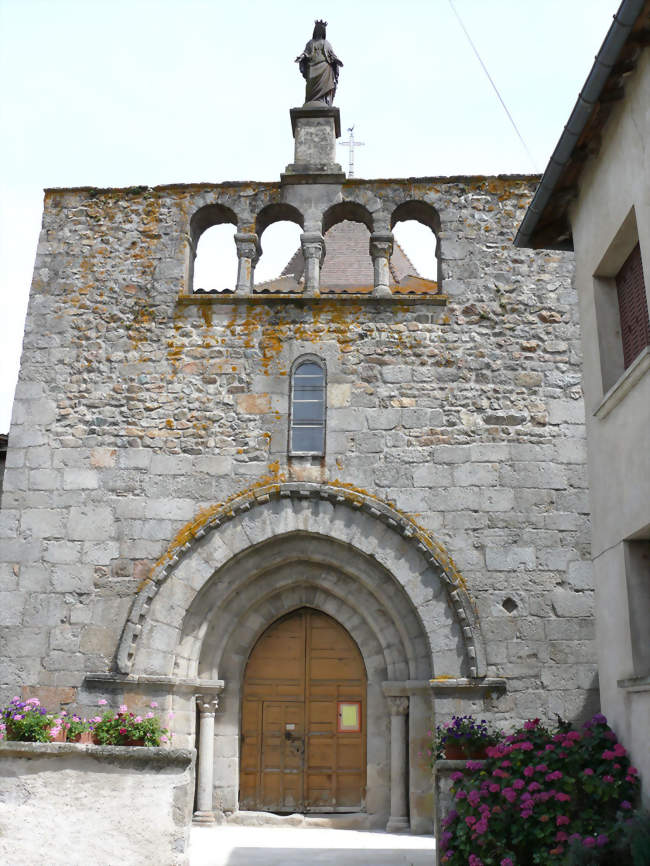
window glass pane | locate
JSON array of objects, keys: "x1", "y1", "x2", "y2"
[
  {"x1": 294, "y1": 386, "x2": 323, "y2": 400},
  {"x1": 291, "y1": 425, "x2": 324, "y2": 453},
  {"x1": 293, "y1": 401, "x2": 323, "y2": 422},
  {"x1": 294, "y1": 362, "x2": 323, "y2": 378}
]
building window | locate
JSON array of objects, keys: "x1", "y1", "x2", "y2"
[
  {"x1": 616, "y1": 243, "x2": 649, "y2": 369},
  {"x1": 289, "y1": 358, "x2": 325, "y2": 455}
]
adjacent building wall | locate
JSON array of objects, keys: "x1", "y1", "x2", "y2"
[{"x1": 568, "y1": 49, "x2": 650, "y2": 803}]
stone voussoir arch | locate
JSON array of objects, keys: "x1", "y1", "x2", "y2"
[{"x1": 116, "y1": 482, "x2": 485, "y2": 677}]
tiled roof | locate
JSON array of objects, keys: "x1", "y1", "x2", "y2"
[{"x1": 254, "y1": 220, "x2": 438, "y2": 295}]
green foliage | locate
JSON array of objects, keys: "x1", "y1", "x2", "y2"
[
  {"x1": 1, "y1": 697, "x2": 57, "y2": 742},
  {"x1": 92, "y1": 702, "x2": 168, "y2": 746},
  {"x1": 440, "y1": 715, "x2": 641, "y2": 866},
  {"x1": 433, "y1": 715, "x2": 502, "y2": 760}
]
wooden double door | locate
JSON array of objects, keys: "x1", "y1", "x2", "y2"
[{"x1": 240, "y1": 608, "x2": 367, "y2": 812}]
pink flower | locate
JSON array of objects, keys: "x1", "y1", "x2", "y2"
[
  {"x1": 596, "y1": 835, "x2": 608, "y2": 847},
  {"x1": 134, "y1": 716, "x2": 142, "y2": 723},
  {"x1": 119, "y1": 727, "x2": 127, "y2": 735},
  {"x1": 535, "y1": 764, "x2": 548, "y2": 773},
  {"x1": 161, "y1": 734, "x2": 168, "y2": 743},
  {"x1": 603, "y1": 775, "x2": 614, "y2": 783},
  {"x1": 119, "y1": 705, "x2": 128, "y2": 714},
  {"x1": 500, "y1": 859, "x2": 514, "y2": 866},
  {"x1": 583, "y1": 768, "x2": 594, "y2": 776},
  {"x1": 523, "y1": 766, "x2": 534, "y2": 777},
  {"x1": 450, "y1": 771, "x2": 464, "y2": 782},
  {"x1": 146, "y1": 712, "x2": 154, "y2": 719},
  {"x1": 465, "y1": 816, "x2": 476, "y2": 827},
  {"x1": 583, "y1": 837, "x2": 596, "y2": 848},
  {"x1": 167, "y1": 711, "x2": 174, "y2": 719},
  {"x1": 512, "y1": 779, "x2": 525, "y2": 790},
  {"x1": 556, "y1": 831, "x2": 569, "y2": 842},
  {"x1": 150, "y1": 701, "x2": 158, "y2": 708},
  {"x1": 555, "y1": 792, "x2": 571, "y2": 802},
  {"x1": 557, "y1": 815, "x2": 570, "y2": 826},
  {"x1": 546, "y1": 771, "x2": 563, "y2": 781},
  {"x1": 613, "y1": 743, "x2": 626, "y2": 757},
  {"x1": 98, "y1": 699, "x2": 107, "y2": 706},
  {"x1": 602, "y1": 750, "x2": 615, "y2": 760},
  {"x1": 489, "y1": 783, "x2": 499, "y2": 793},
  {"x1": 468, "y1": 855, "x2": 483, "y2": 866}
]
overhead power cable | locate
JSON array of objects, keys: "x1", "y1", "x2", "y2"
[{"x1": 448, "y1": 0, "x2": 538, "y2": 171}]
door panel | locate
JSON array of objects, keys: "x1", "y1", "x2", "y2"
[{"x1": 240, "y1": 608, "x2": 366, "y2": 812}]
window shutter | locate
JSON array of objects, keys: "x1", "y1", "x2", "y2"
[{"x1": 616, "y1": 243, "x2": 649, "y2": 369}]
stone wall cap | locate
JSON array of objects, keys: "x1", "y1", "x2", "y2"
[
  {"x1": 0, "y1": 741, "x2": 195, "y2": 767},
  {"x1": 42, "y1": 173, "x2": 540, "y2": 197}
]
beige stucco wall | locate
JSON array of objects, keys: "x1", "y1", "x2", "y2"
[
  {"x1": 569, "y1": 48, "x2": 650, "y2": 805},
  {"x1": 0, "y1": 742, "x2": 195, "y2": 865}
]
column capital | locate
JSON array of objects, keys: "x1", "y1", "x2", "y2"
[
  {"x1": 300, "y1": 232, "x2": 325, "y2": 261},
  {"x1": 369, "y1": 231, "x2": 394, "y2": 256},
  {"x1": 387, "y1": 695, "x2": 409, "y2": 716},
  {"x1": 234, "y1": 232, "x2": 259, "y2": 259},
  {"x1": 196, "y1": 695, "x2": 219, "y2": 717}
]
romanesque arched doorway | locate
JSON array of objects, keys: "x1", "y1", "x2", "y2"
[{"x1": 239, "y1": 608, "x2": 367, "y2": 813}]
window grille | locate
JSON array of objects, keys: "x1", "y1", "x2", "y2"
[
  {"x1": 616, "y1": 243, "x2": 649, "y2": 369},
  {"x1": 290, "y1": 360, "x2": 325, "y2": 455}
]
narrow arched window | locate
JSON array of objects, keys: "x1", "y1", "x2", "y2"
[{"x1": 289, "y1": 359, "x2": 326, "y2": 455}]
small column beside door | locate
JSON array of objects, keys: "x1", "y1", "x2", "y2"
[
  {"x1": 386, "y1": 695, "x2": 410, "y2": 832},
  {"x1": 193, "y1": 695, "x2": 220, "y2": 824}
]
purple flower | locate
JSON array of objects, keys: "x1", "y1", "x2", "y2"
[
  {"x1": 501, "y1": 859, "x2": 514, "y2": 866},
  {"x1": 583, "y1": 837, "x2": 596, "y2": 848},
  {"x1": 450, "y1": 771, "x2": 464, "y2": 782},
  {"x1": 621, "y1": 800, "x2": 632, "y2": 810},
  {"x1": 583, "y1": 768, "x2": 594, "y2": 776},
  {"x1": 596, "y1": 835, "x2": 608, "y2": 847}
]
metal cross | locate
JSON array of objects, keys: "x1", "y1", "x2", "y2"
[{"x1": 338, "y1": 126, "x2": 365, "y2": 178}]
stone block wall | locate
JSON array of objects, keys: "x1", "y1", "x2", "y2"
[{"x1": 0, "y1": 174, "x2": 598, "y2": 732}]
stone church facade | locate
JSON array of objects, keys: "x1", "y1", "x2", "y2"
[{"x1": 0, "y1": 105, "x2": 598, "y2": 832}]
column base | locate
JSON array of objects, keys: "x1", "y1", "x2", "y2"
[
  {"x1": 386, "y1": 816, "x2": 410, "y2": 833},
  {"x1": 193, "y1": 810, "x2": 216, "y2": 824}
]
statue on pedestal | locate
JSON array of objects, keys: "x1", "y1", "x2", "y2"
[{"x1": 295, "y1": 20, "x2": 343, "y2": 107}]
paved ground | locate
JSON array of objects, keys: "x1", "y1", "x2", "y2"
[{"x1": 189, "y1": 825, "x2": 436, "y2": 865}]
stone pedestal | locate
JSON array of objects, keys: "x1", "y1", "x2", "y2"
[
  {"x1": 193, "y1": 695, "x2": 219, "y2": 823},
  {"x1": 284, "y1": 107, "x2": 345, "y2": 181},
  {"x1": 370, "y1": 232, "x2": 394, "y2": 297},
  {"x1": 386, "y1": 696, "x2": 410, "y2": 833}
]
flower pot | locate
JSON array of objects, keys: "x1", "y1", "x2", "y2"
[
  {"x1": 72, "y1": 730, "x2": 94, "y2": 744},
  {"x1": 468, "y1": 745, "x2": 488, "y2": 759},
  {"x1": 443, "y1": 742, "x2": 467, "y2": 760},
  {"x1": 122, "y1": 738, "x2": 146, "y2": 747},
  {"x1": 50, "y1": 728, "x2": 67, "y2": 743}
]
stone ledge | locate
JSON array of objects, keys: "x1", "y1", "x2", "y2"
[
  {"x1": 177, "y1": 293, "x2": 447, "y2": 306},
  {"x1": 430, "y1": 677, "x2": 507, "y2": 694},
  {"x1": 594, "y1": 346, "x2": 650, "y2": 419},
  {"x1": 617, "y1": 673, "x2": 650, "y2": 693},
  {"x1": 84, "y1": 672, "x2": 224, "y2": 695},
  {"x1": 0, "y1": 741, "x2": 195, "y2": 768}
]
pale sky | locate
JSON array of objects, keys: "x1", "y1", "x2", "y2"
[{"x1": 0, "y1": 0, "x2": 618, "y2": 432}]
